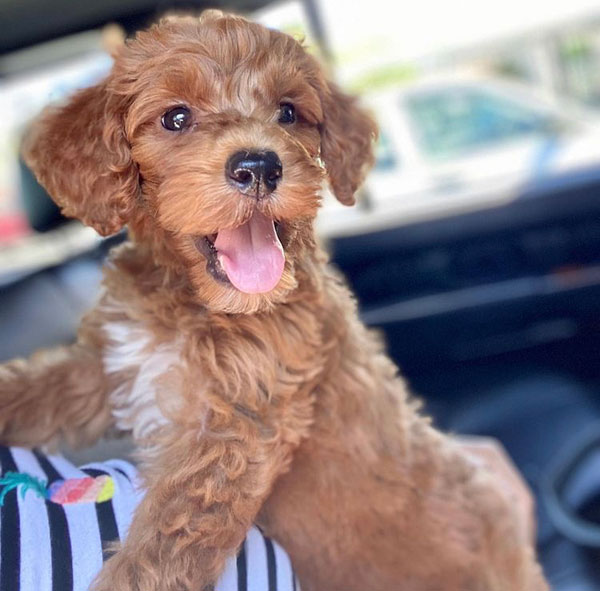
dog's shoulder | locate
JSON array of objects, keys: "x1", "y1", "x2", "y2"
[{"x1": 82, "y1": 243, "x2": 202, "y2": 441}]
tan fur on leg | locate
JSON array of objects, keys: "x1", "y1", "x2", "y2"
[
  {"x1": 94, "y1": 400, "x2": 306, "y2": 591},
  {"x1": 0, "y1": 343, "x2": 111, "y2": 449}
]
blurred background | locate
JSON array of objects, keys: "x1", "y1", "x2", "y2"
[{"x1": 1, "y1": 0, "x2": 600, "y2": 587}]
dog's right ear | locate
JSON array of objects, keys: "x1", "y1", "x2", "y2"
[
  {"x1": 22, "y1": 80, "x2": 138, "y2": 236},
  {"x1": 317, "y1": 80, "x2": 378, "y2": 207}
]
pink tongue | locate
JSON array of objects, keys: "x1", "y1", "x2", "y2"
[{"x1": 214, "y1": 211, "x2": 285, "y2": 294}]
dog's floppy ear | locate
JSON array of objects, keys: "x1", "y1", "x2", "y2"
[
  {"x1": 22, "y1": 80, "x2": 138, "y2": 236},
  {"x1": 318, "y1": 80, "x2": 378, "y2": 206}
]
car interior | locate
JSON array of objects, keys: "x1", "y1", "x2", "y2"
[{"x1": 1, "y1": 0, "x2": 599, "y2": 588}]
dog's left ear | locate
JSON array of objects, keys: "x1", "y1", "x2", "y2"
[
  {"x1": 318, "y1": 80, "x2": 378, "y2": 206},
  {"x1": 22, "y1": 80, "x2": 138, "y2": 236}
]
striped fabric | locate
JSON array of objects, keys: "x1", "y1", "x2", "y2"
[{"x1": 0, "y1": 447, "x2": 299, "y2": 591}]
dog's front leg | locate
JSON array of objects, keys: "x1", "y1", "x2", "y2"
[
  {"x1": 0, "y1": 342, "x2": 111, "y2": 448},
  {"x1": 93, "y1": 409, "x2": 294, "y2": 591}
]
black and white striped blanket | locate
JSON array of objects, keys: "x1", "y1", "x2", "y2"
[{"x1": 0, "y1": 447, "x2": 299, "y2": 591}]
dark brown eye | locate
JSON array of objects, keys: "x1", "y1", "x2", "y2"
[
  {"x1": 161, "y1": 106, "x2": 192, "y2": 131},
  {"x1": 278, "y1": 103, "x2": 296, "y2": 124}
]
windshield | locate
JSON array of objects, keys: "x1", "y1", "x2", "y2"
[{"x1": 406, "y1": 87, "x2": 559, "y2": 160}]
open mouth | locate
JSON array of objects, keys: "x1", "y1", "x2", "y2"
[{"x1": 194, "y1": 210, "x2": 285, "y2": 294}]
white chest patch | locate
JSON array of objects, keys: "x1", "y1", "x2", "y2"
[{"x1": 103, "y1": 319, "x2": 184, "y2": 442}]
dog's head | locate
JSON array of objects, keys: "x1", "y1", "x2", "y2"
[{"x1": 23, "y1": 11, "x2": 377, "y2": 313}]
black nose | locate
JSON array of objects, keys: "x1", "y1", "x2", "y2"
[{"x1": 226, "y1": 151, "x2": 283, "y2": 196}]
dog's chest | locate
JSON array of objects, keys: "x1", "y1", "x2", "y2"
[{"x1": 102, "y1": 318, "x2": 185, "y2": 441}]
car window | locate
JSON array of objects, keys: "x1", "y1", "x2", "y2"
[{"x1": 405, "y1": 87, "x2": 557, "y2": 160}]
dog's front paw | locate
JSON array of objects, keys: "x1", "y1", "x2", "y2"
[
  {"x1": 92, "y1": 550, "x2": 151, "y2": 591},
  {"x1": 93, "y1": 546, "x2": 216, "y2": 591}
]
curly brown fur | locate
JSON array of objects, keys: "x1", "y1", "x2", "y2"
[{"x1": 0, "y1": 10, "x2": 547, "y2": 591}]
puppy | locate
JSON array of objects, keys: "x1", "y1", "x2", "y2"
[{"x1": 0, "y1": 11, "x2": 548, "y2": 591}]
